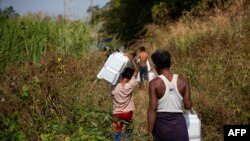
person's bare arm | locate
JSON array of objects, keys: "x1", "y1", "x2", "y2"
[
  {"x1": 183, "y1": 77, "x2": 192, "y2": 109},
  {"x1": 126, "y1": 53, "x2": 138, "y2": 78},
  {"x1": 147, "y1": 78, "x2": 159, "y2": 134}
]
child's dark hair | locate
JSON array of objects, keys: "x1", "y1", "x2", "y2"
[{"x1": 121, "y1": 68, "x2": 134, "y2": 79}]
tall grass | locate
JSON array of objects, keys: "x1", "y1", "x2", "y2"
[
  {"x1": 145, "y1": 4, "x2": 250, "y2": 141},
  {"x1": 0, "y1": 50, "x2": 114, "y2": 140},
  {"x1": 0, "y1": 1, "x2": 249, "y2": 141},
  {"x1": 0, "y1": 16, "x2": 92, "y2": 73}
]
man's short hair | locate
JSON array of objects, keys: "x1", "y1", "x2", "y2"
[
  {"x1": 140, "y1": 46, "x2": 145, "y2": 52},
  {"x1": 151, "y1": 49, "x2": 171, "y2": 69},
  {"x1": 121, "y1": 68, "x2": 134, "y2": 79}
]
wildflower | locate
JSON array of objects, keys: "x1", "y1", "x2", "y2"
[{"x1": 57, "y1": 57, "x2": 62, "y2": 63}]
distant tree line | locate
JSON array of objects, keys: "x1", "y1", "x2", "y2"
[
  {"x1": 0, "y1": 6, "x2": 19, "y2": 18},
  {"x1": 88, "y1": 0, "x2": 233, "y2": 42}
]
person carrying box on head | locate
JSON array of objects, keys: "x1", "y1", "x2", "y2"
[{"x1": 110, "y1": 53, "x2": 138, "y2": 141}]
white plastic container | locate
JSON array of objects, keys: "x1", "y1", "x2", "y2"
[
  {"x1": 183, "y1": 109, "x2": 201, "y2": 141},
  {"x1": 97, "y1": 52, "x2": 129, "y2": 85},
  {"x1": 148, "y1": 71, "x2": 156, "y2": 81},
  {"x1": 137, "y1": 70, "x2": 156, "y2": 82}
]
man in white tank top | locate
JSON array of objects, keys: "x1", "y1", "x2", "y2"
[{"x1": 147, "y1": 49, "x2": 192, "y2": 141}]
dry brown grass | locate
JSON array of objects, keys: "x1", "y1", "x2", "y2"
[
  {"x1": 133, "y1": 89, "x2": 149, "y2": 138},
  {"x1": 129, "y1": 1, "x2": 250, "y2": 140},
  {"x1": 0, "y1": 1, "x2": 249, "y2": 140},
  {"x1": 145, "y1": 0, "x2": 249, "y2": 51},
  {"x1": 0, "y1": 49, "x2": 113, "y2": 140}
]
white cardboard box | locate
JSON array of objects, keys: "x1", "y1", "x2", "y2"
[{"x1": 97, "y1": 52, "x2": 129, "y2": 85}]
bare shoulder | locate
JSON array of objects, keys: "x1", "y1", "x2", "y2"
[
  {"x1": 149, "y1": 77, "x2": 162, "y2": 86},
  {"x1": 149, "y1": 77, "x2": 165, "y2": 91},
  {"x1": 177, "y1": 74, "x2": 190, "y2": 88},
  {"x1": 178, "y1": 74, "x2": 189, "y2": 83},
  {"x1": 149, "y1": 76, "x2": 166, "y2": 98}
]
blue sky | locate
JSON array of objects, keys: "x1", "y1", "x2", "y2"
[{"x1": 0, "y1": 0, "x2": 109, "y2": 20}]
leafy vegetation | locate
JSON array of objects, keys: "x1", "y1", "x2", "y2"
[
  {"x1": 90, "y1": 0, "x2": 239, "y2": 43},
  {"x1": 0, "y1": 15, "x2": 92, "y2": 73},
  {"x1": 0, "y1": 6, "x2": 19, "y2": 18},
  {"x1": 0, "y1": 51, "x2": 113, "y2": 140},
  {"x1": 92, "y1": 0, "x2": 207, "y2": 41},
  {"x1": 0, "y1": 0, "x2": 249, "y2": 141}
]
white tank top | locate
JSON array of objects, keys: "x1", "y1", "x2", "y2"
[{"x1": 157, "y1": 74, "x2": 184, "y2": 113}]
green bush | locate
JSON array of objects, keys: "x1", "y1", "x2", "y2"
[
  {"x1": 0, "y1": 113, "x2": 26, "y2": 141},
  {"x1": 152, "y1": 2, "x2": 169, "y2": 25}
]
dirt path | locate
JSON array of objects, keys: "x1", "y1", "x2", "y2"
[{"x1": 133, "y1": 87, "x2": 149, "y2": 136}]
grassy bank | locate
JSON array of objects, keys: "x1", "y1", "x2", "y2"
[
  {"x1": 0, "y1": 3, "x2": 250, "y2": 141},
  {"x1": 0, "y1": 16, "x2": 92, "y2": 73},
  {"x1": 142, "y1": 5, "x2": 250, "y2": 140},
  {"x1": 0, "y1": 50, "x2": 114, "y2": 140}
]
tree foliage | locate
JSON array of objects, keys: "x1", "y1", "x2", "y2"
[
  {"x1": 99, "y1": 0, "x2": 201, "y2": 42},
  {"x1": 0, "y1": 6, "x2": 19, "y2": 18},
  {"x1": 93, "y1": 0, "x2": 234, "y2": 42},
  {"x1": 102, "y1": 0, "x2": 156, "y2": 41}
]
